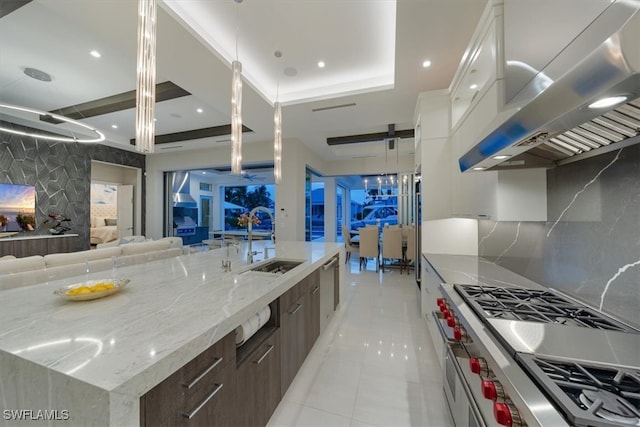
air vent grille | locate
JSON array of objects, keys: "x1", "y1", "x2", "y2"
[
  {"x1": 516, "y1": 132, "x2": 549, "y2": 147},
  {"x1": 543, "y1": 97, "x2": 640, "y2": 156}
]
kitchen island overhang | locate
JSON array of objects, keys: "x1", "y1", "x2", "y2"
[{"x1": 0, "y1": 240, "x2": 343, "y2": 427}]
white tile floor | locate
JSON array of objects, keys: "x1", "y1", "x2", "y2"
[{"x1": 267, "y1": 258, "x2": 454, "y2": 427}]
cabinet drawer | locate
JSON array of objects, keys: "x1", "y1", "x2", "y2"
[
  {"x1": 141, "y1": 331, "x2": 236, "y2": 426},
  {"x1": 184, "y1": 361, "x2": 236, "y2": 427},
  {"x1": 182, "y1": 332, "x2": 235, "y2": 397}
]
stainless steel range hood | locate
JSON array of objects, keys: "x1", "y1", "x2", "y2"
[
  {"x1": 459, "y1": 4, "x2": 640, "y2": 172},
  {"x1": 172, "y1": 171, "x2": 197, "y2": 208}
]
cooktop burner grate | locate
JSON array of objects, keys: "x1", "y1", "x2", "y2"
[
  {"x1": 518, "y1": 354, "x2": 640, "y2": 427},
  {"x1": 455, "y1": 284, "x2": 637, "y2": 333}
]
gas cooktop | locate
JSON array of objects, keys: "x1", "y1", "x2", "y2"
[
  {"x1": 454, "y1": 284, "x2": 637, "y2": 333},
  {"x1": 518, "y1": 354, "x2": 640, "y2": 427}
]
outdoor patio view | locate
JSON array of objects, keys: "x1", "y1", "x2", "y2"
[
  {"x1": 219, "y1": 175, "x2": 399, "y2": 241},
  {"x1": 223, "y1": 184, "x2": 275, "y2": 231},
  {"x1": 348, "y1": 181, "x2": 398, "y2": 236}
]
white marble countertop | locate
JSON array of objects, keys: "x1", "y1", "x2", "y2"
[
  {"x1": 422, "y1": 252, "x2": 546, "y2": 290},
  {"x1": 0, "y1": 240, "x2": 341, "y2": 426}
]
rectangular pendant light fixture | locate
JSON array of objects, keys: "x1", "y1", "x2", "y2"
[
  {"x1": 135, "y1": 0, "x2": 157, "y2": 153},
  {"x1": 231, "y1": 60, "x2": 243, "y2": 174}
]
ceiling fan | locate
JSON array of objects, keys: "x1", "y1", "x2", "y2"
[{"x1": 240, "y1": 171, "x2": 266, "y2": 182}]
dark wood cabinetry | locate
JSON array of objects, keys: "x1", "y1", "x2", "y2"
[
  {"x1": 235, "y1": 330, "x2": 281, "y2": 427},
  {"x1": 0, "y1": 234, "x2": 78, "y2": 257},
  {"x1": 141, "y1": 262, "x2": 336, "y2": 427},
  {"x1": 306, "y1": 270, "x2": 320, "y2": 354},
  {"x1": 279, "y1": 278, "x2": 308, "y2": 395},
  {"x1": 140, "y1": 331, "x2": 236, "y2": 427}
]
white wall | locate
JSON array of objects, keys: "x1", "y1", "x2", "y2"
[
  {"x1": 422, "y1": 218, "x2": 478, "y2": 255},
  {"x1": 321, "y1": 177, "x2": 337, "y2": 242}
]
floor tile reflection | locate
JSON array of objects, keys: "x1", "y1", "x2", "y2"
[{"x1": 267, "y1": 258, "x2": 453, "y2": 427}]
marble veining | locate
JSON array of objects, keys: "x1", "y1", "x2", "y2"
[
  {"x1": 478, "y1": 221, "x2": 498, "y2": 253},
  {"x1": 546, "y1": 148, "x2": 621, "y2": 238},
  {"x1": 478, "y1": 145, "x2": 640, "y2": 328},
  {"x1": 0, "y1": 241, "x2": 342, "y2": 426},
  {"x1": 599, "y1": 259, "x2": 640, "y2": 311},
  {"x1": 494, "y1": 221, "x2": 521, "y2": 264}
]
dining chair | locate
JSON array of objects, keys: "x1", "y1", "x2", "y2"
[
  {"x1": 358, "y1": 226, "x2": 379, "y2": 272},
  {"x1": 404, "y1": 227, "x2": 416, "y2": 274},
  {"x1": 341, "y1": 225, "x2": 359, "y2": 263},
  {"x1": 381, "y1": 226, "x2": 404, "y2": 273}
]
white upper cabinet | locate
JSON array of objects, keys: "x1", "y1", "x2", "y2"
[
  {"x1": 450, "y1": 1, "x2": 503, "y2": 134},
  {"x1": 448, "y1": 0, "x2": 547, "y2": 221}
]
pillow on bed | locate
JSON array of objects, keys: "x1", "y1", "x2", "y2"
[
  {"x1": 105, "y1": 218, "x2": 117, "y2": 226},
  {"x1": 94, "y1": 216, "x2": 107, "y2": 227}
]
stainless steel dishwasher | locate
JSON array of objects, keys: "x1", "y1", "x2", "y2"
[{"x1": 319, "y1": 255, "x2": 339, "y2": 334}]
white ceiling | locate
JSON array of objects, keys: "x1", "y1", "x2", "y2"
[{"x1": 0, "y1": 0, "x2": 488, "y2": 162}]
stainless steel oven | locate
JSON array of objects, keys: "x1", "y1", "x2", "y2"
[{"x1": 434, "y1": 310, "x2": 488, "y2": 427}]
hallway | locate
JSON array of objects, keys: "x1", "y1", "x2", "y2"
[{"x1": 267, "y1": 258, "x2": 453, "y2": 427}]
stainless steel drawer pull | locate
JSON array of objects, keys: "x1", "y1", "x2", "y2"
[
  {"x1": 254, "y1": 344, "x2": 274, "y2": 365},
  {"x1": 181, "y1": 383, "x2": 224, "y2": 420},
  {"x1": 182, "y1": 357, "x2": 223, "y2": 389},
  {"x1": 322, "y1": 257, "x2": 338, "y2": 270},
  {"x1": 312, "y1": 286, "x2": 320, "y2": 295},
  {"x1": 288, "y1": 303, "x2": 302, "y2": 315}
]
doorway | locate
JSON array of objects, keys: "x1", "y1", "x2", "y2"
[{"x1": 200, "y1": 196, "x2": 213, "y2": 229}]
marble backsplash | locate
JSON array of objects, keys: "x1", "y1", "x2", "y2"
[{"x1": 478, "y1": 144, "x2": 640, "y2": 328}]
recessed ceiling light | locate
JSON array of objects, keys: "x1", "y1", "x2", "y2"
[
  {"x1": 588, "y1": 95, "x2": 628, "y2": 109},
  {"x1": 473, "y1": 166, "x2": 486, "y2": 171},
  {"x1": 317, "y1": 61, "x2": 325, "y2": 68},
  {"x1": 493, "y1": 154, "x2": 511, "y2": 160},
  {"x1": 196, "y1": 108, "x2": 203, "y2": 113},
  {"x1": 90, "y1": 50, "x2": 101, "y2": 58},
  {"x1": 422, "y1": 60, "x2": 431, "y2": 68},
  {"x1": 470, "y1": 84, "x2": 478, "y2": 90},
  {"x1": 202, "y1": 171, "x2": 206, "y2": 175},
  {"x1": 111, "y1": 124, "x2": 118, "y2": 129}
]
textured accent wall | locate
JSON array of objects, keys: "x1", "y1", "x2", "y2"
[
  {"x1": 478, "y1": 144, "x2": 640, "y2": 328},
  {"x1": 1, "y1": 127, "x2": 145, "y2": 252}
]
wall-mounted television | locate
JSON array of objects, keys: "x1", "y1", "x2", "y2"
[{"x1": 0, "y1": 183, "x2": 36, "y2": 232}]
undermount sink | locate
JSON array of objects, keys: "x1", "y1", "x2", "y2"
[{"x1": 248, "y1": 259, "x2": 304, "y2": 274}]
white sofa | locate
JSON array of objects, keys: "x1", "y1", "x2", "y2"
[{"x1": 0, "y1": 237, "x2": 183, "y2": 291}]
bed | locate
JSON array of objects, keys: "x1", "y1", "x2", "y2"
[{"x1": 90, "y1": 215, "x2": 118, "y2": 245}]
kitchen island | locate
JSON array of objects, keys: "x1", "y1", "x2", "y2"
[{"x1": 0, "y1": 241, "x2": 342, "y2": 426}]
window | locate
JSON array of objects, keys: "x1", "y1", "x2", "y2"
[{"x1": 223, "y1": 184, "x2": 275, "y2": 231}]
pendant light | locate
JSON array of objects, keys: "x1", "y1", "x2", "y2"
[
  {"x1": 231, "y1": 0, "x2": 244, "y2": 174},
  {"x1": 273, "y1": 50, "x2": 283, "y2": 184},
  {"x1": 135, "y1": 0, "x2": 157, "y2": 153}
]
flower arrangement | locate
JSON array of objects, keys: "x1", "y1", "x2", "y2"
[{"x1": 237, "y1": 213, "x2": 261, "y2": 228}]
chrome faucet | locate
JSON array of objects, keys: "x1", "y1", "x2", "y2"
[{"x1": 247, "y1": 206, "x2": 275, "y2": 264}]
